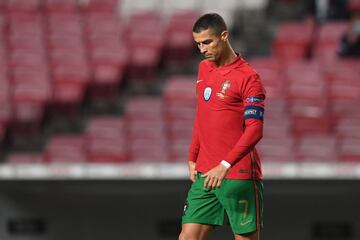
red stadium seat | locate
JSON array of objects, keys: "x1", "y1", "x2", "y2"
[
  {"x1": 45, "y1": 135, "x2": 87, "y2": 163},
  {"x1": 44, "y1": 0, "x2": 79, "y2": 13},
  {"x1": 163, "y1": 76, "x2": 196, "y2": 106},
  {"x1": 296, "y1": 135, "x2": 338, "y2": 162},
  {"x1": 48, "y1": 35, "x2": 85, "y2": 51},
  {"x1": 249, "y1": 57, "x2": 286, "y2": 100},
  {"x1": 49, "y1": 62, "x2": 89, "y2": 118},
  {"x1": 332, "y1": 99, "x2": 360, "y2": 119},
  {"x1": 81, "y1": 0, "x2": 119, "y2": 13},
  {"x1": 128, "y1": 120, "x2": 165, "y2": 140},
  {"x1": 339, "y1": 137, "x2": 360, "y2": 162},
  {"x1": 130, "y1": 138, "x2": 168, "y2": 163},
  {"x1": 164, "y1": 10, "x2": 199, "y2": 67},
  {"x1": 125, "y1": 96, "x2": 164, "y2": 120},
  {"x1": 87, "y1": 138, "x2": 128, "y2": 163},
  {"x1": 257, "y1": 137, "x2": 295, "y2": 162},
  {"x1": 9, "y1": 101, "x2": 45, "y2": 147},
  {"x1": 7, "y1": 153, "x2": 44, "y2": 164},
  {"x1": 9, "y1": 51, "x2": 47, "y2": 69},
  {"x1": 87, "y1": 35, "x2": 124, "y2": 98},
  {"x1": 314, "y1": 22, "x2": 348, "y2": 63},
  {"x1": 290, "y1": 99, "x2": 332, "y2": 136},
  {"x1": 6, "y1": 0, "x2": 41, "y2": 13},
  {"x1": 8, "y1": 37, "x2": 45, "y2": 53},
  {"x1": 85, "y1": 116, "x2": 129, "y2": 163},
  {"x1": 168, "y1": 137, "x2": 191, "y2": 162},
  {"x1": 336, "y1": 116, "x2": 360, "y2": 139},
  {"x1": 85, "y1": 13, "x2": 122, "y2": 36},
  {"x1": 263, "y1": 118, "x2": 291, "y2": 139},
  {"x1": 272, "y1": 21, "x2": 314, "y2": 63},
  {"x1": 165, "y1": 106, "x2": 195, "y2": 123},
  {"x1": 50, "y1": 50, "x2": 88, "y2": 67},
  {"x1": 126, "y1": 12, "x2": 164, "y2": 83}
]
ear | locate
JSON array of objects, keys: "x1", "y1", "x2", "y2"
[{"x1": 220, "y1": 31, "x2": 229, "y2": 42}]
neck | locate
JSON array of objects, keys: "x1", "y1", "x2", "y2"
[{"x1": 214, "y1": 43, "x2": 237, "y2": 67}]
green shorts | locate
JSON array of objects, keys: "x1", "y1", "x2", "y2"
[{"x1": 182, "y1": 173, "x2": 263, "y2": 235}]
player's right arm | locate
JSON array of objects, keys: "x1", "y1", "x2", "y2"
[
  {"x1": 188, "y1": 113, "x2": 200, "y2": 182},
  {"x1": 187, "y1": 64, "x2": 204, "y2": 182}
]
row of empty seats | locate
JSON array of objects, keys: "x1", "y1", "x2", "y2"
[
  {"x1": 273, "y1": 20, "x2": 352, "y2": 63},
  {"x1": 6, "y1": 68, "x2": 360, "y2": 164},
  {"x1": 6, "y1": 76, "x2": 195, "y2": 163},
  {"x1": 0, "y1": 0, "x2": 199, "y2": 148}
]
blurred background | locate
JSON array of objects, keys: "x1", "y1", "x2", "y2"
[{"x1": 0, "y1": 0, "x2": 360, "y2": 239}]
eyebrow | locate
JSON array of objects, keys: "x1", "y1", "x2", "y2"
[{"x1": 196, "y1": 39, "x2": 213, "y2": 45}]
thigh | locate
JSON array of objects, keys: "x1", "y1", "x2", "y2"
[
  {"x1": 218, "y1": 180, "x2": 263, "y2": 235},
  {"x1": 234, "y1": 229, "x2": 260, "y2": 240},
  {"x1": 182, "y1": 173, "x2": 225, "y2": 226},
  {"x1": 180, "y1": 223, "x2": 214, "y2": 240}
]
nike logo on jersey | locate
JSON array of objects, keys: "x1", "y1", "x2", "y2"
[{"x1": 196, "y1": 80, "x2": 203, "y2": 84}]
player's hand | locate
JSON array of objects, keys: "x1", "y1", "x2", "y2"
[
  {"x1": 188, "y1": 161, "x2": 197, "y2": 182},
  {"x1": 202, "y1": 164, "x2": 229, "y2": 189}
]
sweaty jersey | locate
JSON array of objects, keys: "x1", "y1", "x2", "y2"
[{"x1": 188, "y1": 55, "x2": 266, "y2": 180}]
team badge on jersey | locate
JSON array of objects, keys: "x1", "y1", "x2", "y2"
[
  {"x1": 203, "y1": 87, "x2": 212, "y2": 101},
  {"x1": 216, "y1": 80, "x2": 231, "y2": 99}
]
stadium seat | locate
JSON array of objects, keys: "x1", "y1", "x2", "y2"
[
  {"x1": 89, "y1": 46, "x2": 127, "y2": 90},
  {"x1": 85, "y1": 12, "x2": 122, "y2": 36},
  {"x1": 296, "y1": 135, "x2": 338, "y2": 162},
  {"x1": 9, "y1": 51, "x2": 47, "y2": 69},
  {"x1": 257, "y1": 137, "x2": 295, "y2": 162},
  {"x1": 86, "y1": 116, "x2": 129, "y2": 163},
  {"x1": 50, "y1": 65, "x2": 89, "y2": 118},
  {"x1": 124, "y1": 96, "x2": 168, "y2": 162},
  {"x1": 48, "y1": 35, "x2": 85, "y2": 51},
  {"x1": 332, "y1": 99, "x2": 360, "y2": 119},
  {"x1": 130, "y1": 138, "x2": 168, "y2": 162},
  {"x1": 168, "y1": 137, "x2": 191, "y2": 162},
  {"x1": 163, "y1": 76, "x2": 196, "y2": 106},
  {"x1": 8, "y1": 35, "x2": 45, "y2": 51},
  {"x1": 263, "y1": 117, "x2": 291, "y2": 139},
  {"x1": 44, "y1": 0, "x2": 79, "y2": 13},
  {"x1": 7, "y1": 153, "x2": 44, "y2": 164},
  {"x1": 339, "y1": 137, "x2": 360, "y2": 162},
  {"x1": 163, "y1": 10, "x2": 199, "y2": 67},
  {"x1": 314, "y1": 22, "x2": 348, "y2": 63},
  {"x1": 285, "y1": 62, "x2": 326, "y2": 100},
  {"x1": 45, "y1": 135, "x2": 87, "y2": 163},
  {"x1": 126, "y1": 12, "x2": 164, "y2": 82},
  {"x1": 81, "y1": 0, "x2": 119, "y2": 13},
  {"x1": 336, "y1": 116, "x2": 360, "y2": 139},
  {"x1": 125, "y1": 96, "x2": 164, "y2": 120},
  {"x1": 6, "y1": 0, "x2": 41, "y2": 13},
  {"x1": 290, "y1": 99, "x2": 332, "y2": 136},
  {"x1": 272, "y1": 21, "x2": 314, "y2": 63}
]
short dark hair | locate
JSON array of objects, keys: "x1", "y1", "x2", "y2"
[{"x1": 192, "y1": 13, "x2": 227, "y2": 36}]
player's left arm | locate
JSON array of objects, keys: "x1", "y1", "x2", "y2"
[{"x1": 224, "y1": 73, "x2": 265, "y2": 165}]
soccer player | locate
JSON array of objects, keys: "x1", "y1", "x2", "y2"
[{"x1": 179, "y1": 13, "x2": 266, "y2": 240}]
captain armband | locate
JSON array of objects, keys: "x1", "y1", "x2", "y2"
[{"x1": 244, "y1": 106, "x2": 264, "y2": 121}]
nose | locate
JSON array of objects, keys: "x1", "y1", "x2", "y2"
[{"x1": 198, "y1": 43, "x2": 207, "y2": 54}]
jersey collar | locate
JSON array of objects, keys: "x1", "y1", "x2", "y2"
[{"x1": 205, "y1": 53, "x2": 245, "y2": 75}]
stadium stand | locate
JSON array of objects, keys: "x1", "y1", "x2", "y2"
[{"x1": 1, "y1": 0, "x2": 360, "y2": 166}]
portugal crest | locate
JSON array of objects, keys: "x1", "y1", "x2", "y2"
[{"x1": 216, "y1": 80, "x2": 231, "y2": 99}]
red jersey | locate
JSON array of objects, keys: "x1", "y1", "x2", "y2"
[{"x1": 188, "y1": 55, "x2": 266, "y2": 180}]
